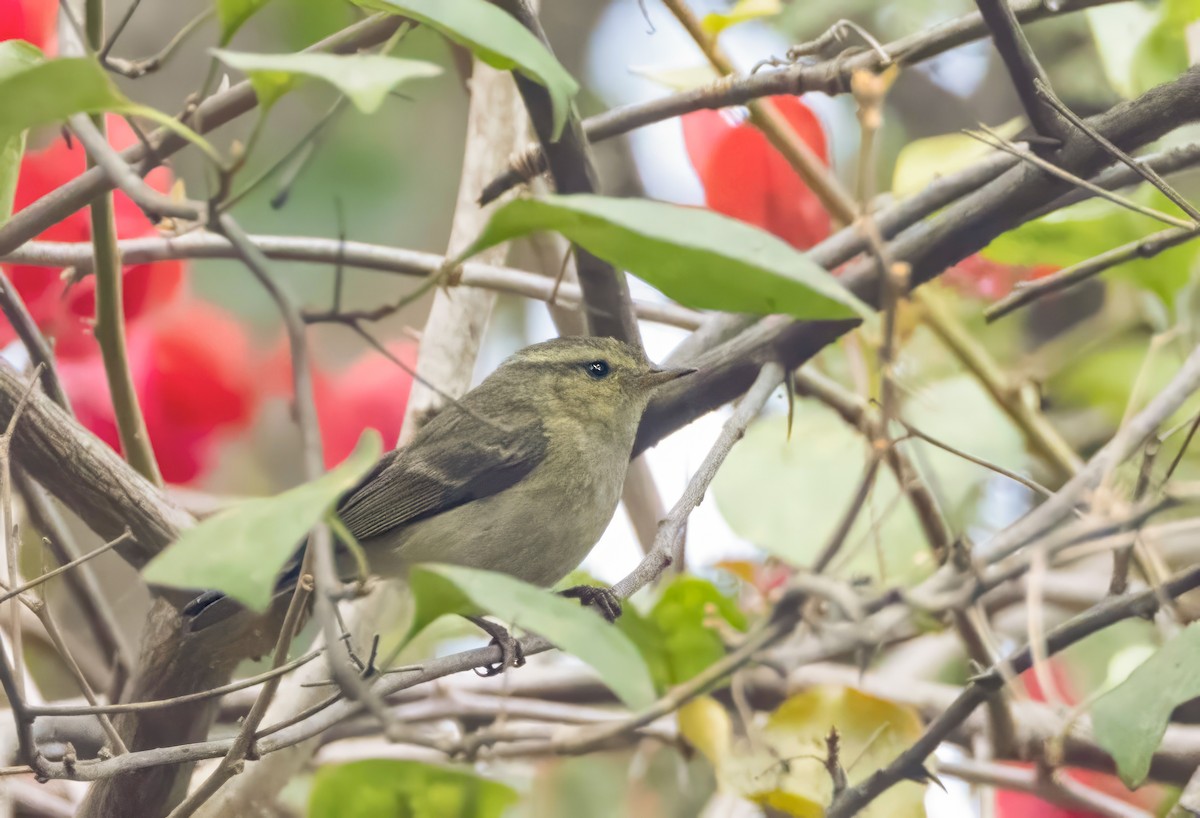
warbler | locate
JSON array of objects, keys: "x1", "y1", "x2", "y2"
[{"x1": 186, "y1": 336, "x2": 694, "y2": 665}]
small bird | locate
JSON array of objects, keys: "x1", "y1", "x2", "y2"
[{"x1": 186, "y1": 336, "x2": 694, "y2": 670}]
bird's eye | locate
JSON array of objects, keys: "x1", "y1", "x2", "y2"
[{"x1": 585, "y1": 360, "x2": 610, "y2": 380}]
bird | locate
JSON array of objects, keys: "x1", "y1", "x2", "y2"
[{"x1": 184, "y1": 336, "x2": 695, "y2": 671}]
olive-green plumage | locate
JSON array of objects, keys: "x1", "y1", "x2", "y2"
[{"x1": 187, "y1": 336, "x2": 692, "y2": 629}]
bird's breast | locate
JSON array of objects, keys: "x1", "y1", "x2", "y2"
[{"x1": 367, "y1": 437, "x2": 629, "y2": 588}]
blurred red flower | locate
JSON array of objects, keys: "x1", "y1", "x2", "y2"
[
  {"x1": 58, "y1": 300, "x2": 260, "y2": 484},
  {"x1": 993, "y1": 662, "x2": 1162, "y2": 818},
  {"x1": 263, "y1": 340, "x2": 417, "y2": 469},
  {"x1": 1, "y1": 0, "x2": 56, "y2": 50},
  {"x1": 944, "y1": 254, "x2": 1057, "y2": 302},
  {"x1": 682, "y1": 95, "x2": 831, "y2": 250},
  {"x1": 4, "y1": 116, "x2": 184, "y2": 357}
]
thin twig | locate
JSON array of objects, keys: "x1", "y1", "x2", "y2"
[
  {"x1": 986, "y1": 225, "x2": 1200, "y2": 320},
  {"x1": 1034, "y1": 78, "x2": 1200, "y2": 224},
  {"x1": 973, "y1": 0, "x2": 1065, "y2": 141},
  {"x1": 967, "y1": 129, "x2": 1195, "y2": 229}
]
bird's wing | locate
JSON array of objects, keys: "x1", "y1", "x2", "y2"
[{"x1": 335, "y1": 406, "x2": 548, "y2": 542}]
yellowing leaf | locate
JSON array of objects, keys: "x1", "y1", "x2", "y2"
[
  {"x1": 719, "y1": 686, "x2": 926, "y2": 818},
  {"x1": 628, "y1": 63, "x2": 719, "y2": 92},
  {"x1": 702, "y1": 0, "x2": 782, "y2": 35},
  {"x1": 891, "y1": 118, "x2": 1023, "y2": 198},
  {"x1": 678, "y1": 696, "x2": 732, "y2": 766}
]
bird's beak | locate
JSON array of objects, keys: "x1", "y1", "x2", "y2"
[{"x1": 640, "y1": 366, "x2": 697, "y2": 388}]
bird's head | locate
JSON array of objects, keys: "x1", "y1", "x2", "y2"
[{"x1": 495, "y1": 336, "x2": 695, "y2": 433}]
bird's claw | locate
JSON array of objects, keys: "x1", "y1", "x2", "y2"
[
  {"x1": 560, "y1": 585, "x2": 623, "y2": 622},
  {"x1": 468, "y1": 616, "x2": 526, "y2": 677}
]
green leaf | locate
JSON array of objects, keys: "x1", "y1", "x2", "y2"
[
  {"x1": 701, "y1": 0, "x2": 781, "y2": 35},
  {"x1": 211, "y1": 50, "x2": 442, "y2": 113},
  {"x1": 1093, "y1": 623, "x2": 1200, "y2": 788},
  {"x1": 353, "y1": 0, "x2": 579, "y2": 139},
  {"x1": 714, "y1": 376, "x2": 1026, "y2": 580},
  {"x1": 309, "y1": 760, "x2": 517, "y2": 818},
  {"x1": 615, "y1": 575, "x2": 747, "y2": 693},
  {"x1": 217, "y1": 0, "x2": 275, "y2": 45},
  {"x1": 1086, "y1": 4, "x2": 1158, "y2": 99},
  {"x1": 0, "y1": 131, "x2": 24, "y2": 226},
  {"x1": 984, "y1": 192, "x2": 1200, "y2": 308},
  {"x1": 891, "y1": 119, "x2": 1022, "y2": 198},
  {"x1": 1089, "y1": 0, "x2": 1198, "y2": 99},
  {"x1": 650, "y1": 576, "x2": 746, "y2": 687},
  {"x1": 459, "y1": 194, "x2": 868, "y2": 320},
  {"x1": 143, "y1": 431, "x2": 382, "y2": 610},
  {"x1": 407, "y1": 564, "x2": 657, "y2": 709},
  {"x1": 0, "y1": 45, "x2": 220, "y2": 163}
]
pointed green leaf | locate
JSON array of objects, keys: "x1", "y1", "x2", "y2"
[
  {"x1": 458, "y1": 194, "x2": 868, "y2": 320},
  {"x1": 0, "y1": 131, "x2": 24, "y2": 226},
  {"x1": 143, "y1": 431, "x2": 382, "y2": 610},
  {"x1": 309, "y1": 759, "x2": 517, "y2": 818},
  {"x1": 353, "y1": 0, "x2": 578, "y2": 139},
  {"x1": 211, "y1": 50, "x2": 442, "y2": 113},
  {"x1": 217, "y1": 0, "x2": 275, "y2": 45},
  {"x1": 1093, "y1": 623, "x2": 1200, "y2": 788},
  {"x1": 408, "y1": 564, "x2": 657, "y2": 709},
  {"x1": 0, "y1": 45, "x2": 219, "y2": 163}
]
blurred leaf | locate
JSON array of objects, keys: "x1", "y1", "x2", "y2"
[
  {"x1": 1093, "y1": 623, "x2": 1200, "y2": 787},
  {"x1": 719, "y1": 686, "x2": 926, "y2": 817},
  {"x1": 714, "y1": 376, "x2": 1026, "y2": 580},
  {"x1": 702, "y1": 0, "x2": 782, "y2": 34},
  {"x1": 628, "y1": 62, "x2": 719, "y2": 92},
  {"x1": 1051, "y1": 339, "x2": 1187, "y2": 426},
  {"x1": 354, "y1": 0, "x2": 579, "y2": 139},
  {"x1": 212, "y1": 49, "x2": 442, "y2": 113},
  {"x1": 650, "y1": 576, "x2": 746, "y2": 686},
  {"x1": 616, "y1": 575, "x2": 746, "y2": 693},
  {"x1": 309, "y1": 759, "x2": 517, "y2": 818},
  {"x1": 406, "y1": 564, "x2": 657, "y2": 709},
  {"x1": 459, "y1": 194, "x2": 869, "y2": 320},
  {"x1": 0, "y1": 130, "x2": 24, "y2": 225},
  {"x1": 1089, "y1": 0, "x2": 1198, "y2": 99},
  {"x1": 984, "y1": 192, "x2": 1200, "y2": 307},
  {"x1": 0, "y1": 44, "x2": 219, "y2": 162},
  {"x1": 891, "y1": 118, "x2": 1022, "y2": 198},
  {"x1": 1086, "y1": 4, "x2": 1158, "y2": 98},
  {"x1": 216, "y1": 0, "x2": 274, "y2": 45},
  {"x1": 678, "y1": 695, "x2": 732, "y2": 765},
  {"x1": 143, "y1": 431, "x2": 381, "y2": 609}
]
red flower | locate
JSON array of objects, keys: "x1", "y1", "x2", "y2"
[
  {"x1": 683, "y1": 95, "x2": 831, "y2": 249},
  {"x1": 4, "y1": 116, "x2": 184, "y2": 358},
  {"x1": 1, "y1": 0, "x2": 56, "y2": 50},
  {"x1": 262, "y1": 341, "x2": 417, "y2": 469},
  {"x1": 59, "y1": 300, "x2": 260, "y2": 484},
  {"x1": 944, "y1": 254, "x2": 1057, "y2": 301}
]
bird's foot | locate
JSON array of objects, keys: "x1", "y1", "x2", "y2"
[
  {"x1": 467, "y1": 616, "x2": 526, "y2": 677},
  {"x1": 560, "y1": 585, "x2": 623, "y2": 622}
]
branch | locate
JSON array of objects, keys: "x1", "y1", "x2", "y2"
[
  {"x1": 3, "y1": 235, "x2": 701, "y2": 330},
  {"x1": 987, "y1": 224, "x2": 1200, "y2": 320},
  {"x1": 0, "y1": 13, "x2": 406, "y2": 257},
  {"x1": 635, "y1": 66, "x2": 1200, "y2": 456},
  {"x1": 828, "y1": 562, "x2": 1200, "y2": 816},
  {"x1": 974, "y1": 0, "x2": 1065, "y2": 141},
  {"x1": 490, "y1": 0, "x2": 641, "y2": 345},
  {"x1": 478, "y1": 0, "x2": 1123, "y2": 203}
]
